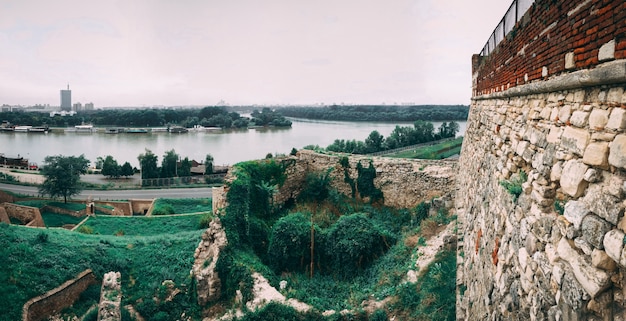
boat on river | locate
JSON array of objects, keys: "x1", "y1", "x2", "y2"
[
  {"x1": 14, "y1": 126, "x2": 32, "y2": 132},
  {"x1": 28, "y1": 126, "x2": 49, "y2": 133},
  {"x1": 125, "y1": 128, "x2": 149, "y2": 134},
  {"x1": 168, "y1": 126, "x2": 188, "y2": 133}
]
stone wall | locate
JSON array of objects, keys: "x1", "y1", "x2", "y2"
[
  {"x1": 129, "y1": 199, "x2": 153, "y2": 215},
  {"x1": 458, "y1": 63, "x2": 626, "y2": 320},
  {"x1": 0, "y1": 206, "x2": 9, "y2": 223},
  {"x1": 2, "y1": 202, "x2": 44, "y2": 227},
  {"x1": 22, "y1": 269, "x2": 97, "y2": 321},
  {"x1": 94, "y1": 201, "x2": 133, "y2": 216},
  {"x1": 0, "y1": 190, "x2": 15, "y2": 203}
]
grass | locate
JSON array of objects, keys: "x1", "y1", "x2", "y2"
[
  {"x1": 386, "y1": 137, "x2": 463, "y2": 159},
  {"x1": 41, "y1": 212, "x2": 85, "y2": 227},
  {"x1": 0, "y1": 222, "x2": 204, "y2": 321},
  {"x1": 15, "y1": 200, "x2": 86, "y2": 212},
  {"x1": 151, "y1": 198, "x2": 212, "y2": 215},
  {"x1": 82, "y1": 213, "x2": 210, "y2": 236}
]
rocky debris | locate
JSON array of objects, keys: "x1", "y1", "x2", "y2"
[
  {"x1": 245, "y1": 273, "x2": 310, "y2": 313},
  {"x1": 193, "y1": 218, "x2": 228, "y2": 306},
  {"x1": 407, "y1": 221, "x2": 456, "y2": 283},
  {"x1": 98, "y1": 271, "x2": 122, "y2": 321}
]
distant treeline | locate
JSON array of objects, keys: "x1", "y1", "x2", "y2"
[
  {"x1": 0, "y1": 107, "x2": 291, "y2": 128},
  {"x1": 276, "y1": 105, "x2": 469, "y2": 122}
]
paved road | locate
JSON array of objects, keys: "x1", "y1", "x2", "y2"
[{"x1": 0, "y1": 183, "x2": 213, "y2": 200}]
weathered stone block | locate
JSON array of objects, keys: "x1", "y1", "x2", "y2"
[
  {"x1": 563, "y1": 200, "x2": 590, "y2": 230},
  {"x1": 581, "y1": 214, "x2": 611, "y2": 249},
  {"x1": 582, "y1": 142, "x2": 609, "y2": 168},
  {"x1": 559, "y1": 105, "x2": 572, "y2": 123},
  {"x1": 609, "y1": 134, "x2": 626, "y2": 169},
  {"x1": 583, "y1": 168, "x2": 601, "y2": 183},
  {"x1": 589, "y1": 109, "x2": 610, "y2": 130},
  {"x1": 591, "y1": 249, "x2": 617, "y2": 271},
  {"x1": 598, "y1": 39, "x2": 615, "y2": 62},
  {"x1": 583, "y1": 185, "x2": 623, "y2": 225},
  {"x1": 561, "y1": 126, "x2": 590, "y2": 156},
  {"x1": 602, "y1": 229, "x2": 624, "y2": 264},
  {"x1": 547, "y1": 126, "x2": 563, "y2": 144},
  {"x1": 570, "y1": 111, "x2": 589, "y2": 128},
  {"x1": 607, "y1": 108, "x2": 626, "y2": 130},
  {"x1": 550, "y1": 161, "x2": 563, "y2": 181},
  {"x1": 560, "y1": 160, "x2": 589, "y2": 197},
  {"x1": 565, "y1": 52, "x2": 575, "y2": 70},
  {"x1": 529, "y1": 128, "x2": 547, "y2": 148},
  {"x1": 557, "y1": 238, "x2": 611, "y2": 298}
]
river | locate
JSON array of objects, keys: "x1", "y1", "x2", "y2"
[{"x1": 0, "y1": 118, "x2": 467, "y2": 168}]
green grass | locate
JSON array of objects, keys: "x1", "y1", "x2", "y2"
[
  {"x1": 387, "y1": 137, "x2": 463, "y2": 159},
  {"x1": 82, "y1": 214, "x2": 210, "y2": 236},
  {"x1": 151, "y1": 198, "x2": 212, "y2": 215},
  {"x1": 41, "y1": 212, "x2": 85, "y2": 227},
  {"x1": 0, "y1": 222, "x2": 203, "y2": 321},
  {"x1": 15, "y1": 200, "x2": 86, "y2": 212}
]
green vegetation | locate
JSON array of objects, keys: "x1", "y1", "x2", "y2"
[
  {"x1": 151, "y1": 198, "x2": 212, "y2": 215},
  {"x1": 277, "y1": 105, "x2": 469, "y2": 122},
  {"x1": 323, "y1": 121, "x2": 459, "y2": 154},
  {"x1": 0, "y1": 105, "x2": 292, "y2": 129},
  {"x1": 0, "y1": 222, "x2": 203, "y2": 321},
  {"x1": 215, "y1": 158, "x2": 456, "y2": 318},
  {"x1": 499, "y1": 170, "x2": 528, "y2": 202},
  {"x1": 0, "y1": 171, "x2": 17, "y2": 182},
  {"x1": 387, "y1": 137, "x2": 464, "y2": 159},
  {"x1": 41, "y1": 212, "x2": 84, "y2": 227},
  {"x1": 251, "y1": 107, "x2": 292, "y2": 127},
  {"x1": 82, "y1": 214, "x2": 208, "y2": 236},
  {"x1": 39, "y1": 155, "x2": 90, "y2": 203}
]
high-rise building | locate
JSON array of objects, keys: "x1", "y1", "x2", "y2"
[
  {"x1": 73, "y1": 102, "x2": 82, "y2": 112},
  {"x1": 60, "y1": 84, "x2": 71, "y2": 111},
  {"x1": 84, "y1": 102, "x2": 94, "y2": 110}
]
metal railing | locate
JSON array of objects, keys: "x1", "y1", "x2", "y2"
[{"x1": 480, "y1": 0, "x2": 535, "y2": 56}]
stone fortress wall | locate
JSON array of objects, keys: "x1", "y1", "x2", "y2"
[{"x1": 458, "y1": 0, "x2": 626, "y2": 320}]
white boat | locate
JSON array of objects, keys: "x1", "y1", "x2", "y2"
[
  {"x1": 14, "y1": 126, "x2": 32, "y2": 132},
  {"x1": 74, "y1": 124, "x2": 94, "y2": 132}
]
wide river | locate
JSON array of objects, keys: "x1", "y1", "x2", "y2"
[{"x1": 0, "y1": 118, "x2": 467, "y2": 168}]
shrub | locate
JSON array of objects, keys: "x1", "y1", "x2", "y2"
[
  {"x1": 267, "y1": 213, "x2": 318, "y2": 273},
  {"x1": 499, "y1": 170, "x2": 527, "y2": 202},
  {"x1": 78, "y1": 225, "x2": 94, "y2": 234},
  {"x1": 298, "y1": 169, "x2": 333, "y2": 204},
  {"x1": 323, "y1": 213, "x2": 390, "y2": 277}
]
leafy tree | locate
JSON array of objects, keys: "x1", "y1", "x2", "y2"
[
  {"x1": 101, "y1": 155, "x2": 121, "y2": 179},
  {"x1": 120, "y1": 162, "x2": 134, "y2": 178},
  {"x1": 39, "y1": 155, "x2": 90, "y2": 203},
  {"x1": 365, "y1": 130, "x2": 384, "y2": 153},
  {"x1": 95, "y1": 156, "x2": 104, "y2": 170},
  {"x1": 161, "y1": 149, "x2": 179, "y2": 178},
  {"x1": 138, "y1": 149, "x2": 159, "y2": 179},
  {"x1": 204, "y1": 154, "x2": 214, "y2": 174},
  {"x1": 267, "y1": 213, "x2": 317, "y2": 273},
  {"x1": 179, "y1": 157, "x2": 192, "y2": 177}
]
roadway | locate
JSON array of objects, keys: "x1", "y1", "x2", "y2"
[{"x1": 0, "y1": 183, "x2": 213, "y2": 200}]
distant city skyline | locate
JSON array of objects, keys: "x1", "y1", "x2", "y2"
[{"x1": 0, "y1": 0, "x2": 513, "y2": 107}]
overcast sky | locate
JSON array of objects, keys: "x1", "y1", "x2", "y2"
[{"x1": 0, "y1": 0, "x2": 512, "y2": 107}]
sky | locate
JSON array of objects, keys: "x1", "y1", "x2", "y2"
[{"x1": 0, "y1": 0, "x2": 512, "y2": 107}]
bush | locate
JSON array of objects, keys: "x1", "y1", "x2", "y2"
[
  {"x1": 78, "y1": 225, "x2": 94, "y2": 234},
  {"x1": 323, "y1": 213, "x2": 390, "y2": 277},
  {"x1": 267, "y1": 213, "x2": 318, "y2": 273},
  {"x1": 298, "y1": 170, "x2": 333, "y2": 204}
]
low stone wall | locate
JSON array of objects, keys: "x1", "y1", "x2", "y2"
[
  {"x1": 130, "y1": 199, "x2": 153, "y2": 215},
  {"x1": 2, "y1": 202, "x2": 44, "y2": 227},
  {"x1": 22, "y1": 269, "x2": 97, "y2": 321},
  {"x1": 95, "y1": 201, "x2": 133, "y2": 216},
  {"x1": 98, "y1": 271, "x2": 122, "y2": 321},
  {"x1": 0, "y1": 190, "x2": 15, "y2": 203},
  {"x1": 42, "y1": 204, "x2": 84, "y2": 217},
  {"x1": 0, "y1": 206, "x2": 9, "y2": 223}
]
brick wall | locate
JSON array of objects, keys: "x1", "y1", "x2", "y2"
[
  {"x1": 473, "y1": 0, "x2": 626, "y2": 96},
  {"x1": 22, "y1": 269, "x2": 97, "y2": 321}
]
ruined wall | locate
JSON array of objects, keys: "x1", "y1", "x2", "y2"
[
  {"x1": 22, "y1": 269, "x2": 97, "y2": 321},
  {"x1": 283, "y1": 150, "x2": 457, "y2": 209},
  {"x1": 2, "y1": 202, "x2": 44, "y2": 227},
  {"x1": 94, "y1": 201, "x2": 133, "y2": 216},
  {"x1": 459, "y1": 1, "x2": 626, "y2": 319},
  {"x1": 0, "y1": 206, "x2": 9, "y2": 223}
]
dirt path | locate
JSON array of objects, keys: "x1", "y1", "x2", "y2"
[{"x1": 407, "y1": 221, "x2": 456, "y2": 283}]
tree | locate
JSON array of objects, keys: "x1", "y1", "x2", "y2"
[
  {"x1": 161, "y1": 149, "x2": 179, "y2": 178},
  {"x1": 179, "y1": 157, "x2": 192, "y2": 177},
  {"x1": 138, "y1": 149, "x2": 159, "y2": 179},
  {"x1": 365, "y1": 130, "x2": 384, "y2": 153},
  {"x1": 101, "y1": 155, "x2": 121, "y2": 178},
  {"x1": 39, "y1": 155, "x2": 90, "y2": 203},
  {"x1": 120, "y1": 162, "x2": 134, "y2": 178},
  {"x1": 204, "y1": 154, "x2": 214, "y2": 174}
]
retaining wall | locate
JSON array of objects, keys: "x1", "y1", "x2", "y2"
[
  {"x1": 22, "y1": 269, "x2": 97, "y2": 321},
  {"x1": 2, "y1": 202, "x2": 44, "y2": 227}
]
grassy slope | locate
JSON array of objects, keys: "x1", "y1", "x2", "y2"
[
  {"x1": 82, "y1": 214, "x2": 206, "y2": 236},
  {"x1": 0, "y1": 221, "x2": 203, "y2": 321},
  {"x1": 387, "y1": 137, "x2": 463, "y2": 159}
]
